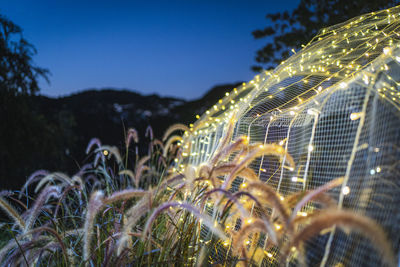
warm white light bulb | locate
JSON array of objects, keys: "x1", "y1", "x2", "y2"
[{"x1": 342, "y1": 186, "x2": 350, "y2": 195}]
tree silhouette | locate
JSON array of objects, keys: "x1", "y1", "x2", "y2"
[
  {"x1": 252, "y1": 0, "x2": 400, "y2": 71},
  {"x1": 0, "y1": 15, "x2": 49, "y2": 95},
  {"x1": 0, "y1": 14, "x2": 76, "y2": 190}
]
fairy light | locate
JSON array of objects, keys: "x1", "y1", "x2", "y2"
[
  {"x1": 245, "y1": 218, "x2": 253, "y2": 224},
  {"x1": 350, "y1": 112, "x2": 363, "y2": 120},
  {"x1": 103, "y1": 150, "x2": 109, "y2": 156},
  {"x1": 383, "y1": 46, "x2": 391, "y2": 55},
  {"x1": 297, "y1": 211, "x2": 308, "y2": 217},
  {"x1": 307, "y1": 108, "x2": 319, "y2": 116},
  {"x1": 176, "y1": 10, "x2": 399, "y2": 264},
  {"x1": 265, "y1": 252, "x2": 273, "y2": 258},
  {"x1": 342, "y1": 186, "x2": 350, "y2": 195}
]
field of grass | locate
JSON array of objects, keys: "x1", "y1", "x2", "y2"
[{"x1": 0, "y1": 123, "x2": 395, "y2": 266}]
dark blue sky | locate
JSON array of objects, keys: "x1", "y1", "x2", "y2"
[{"x1": 2, "y1": 0, "x2": 299, "y2": 99}]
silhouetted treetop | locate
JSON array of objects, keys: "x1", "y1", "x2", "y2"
[
  {"x1": 0, "y1": 14, "x2": 49, "y2": 95},
  {"x1": 252, "y1": 0, "x2": 400, "y2": 71}
]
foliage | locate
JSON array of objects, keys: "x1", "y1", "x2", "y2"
[
  {"x1": 252, "y1": 0, "x2": 400, "y2": 71},
  {"x1": 0, "y1": 14, "x2": 48, "y2": 95},
  {"x1": 0, "y1": 124, "x2": 395, "y2": 266},
  {"x1": 0, "y1": 14, "x2": 77, "y2": 190}
]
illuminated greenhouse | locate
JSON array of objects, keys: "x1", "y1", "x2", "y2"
[{"x1": 178, "y1": 5, "x2": 400, "y2": 266}]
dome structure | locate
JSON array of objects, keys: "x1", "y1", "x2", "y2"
[{"x1": 180, "y1": 5, "x2": 400, "y2": 266}]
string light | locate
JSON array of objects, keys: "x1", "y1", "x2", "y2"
[
  {"x1": 175, "y1": 9, "x2": 399, "y2": 263},
  {"x1": 245, "y1": 218, "x2": 253, "y2": 224},
  {"x1": 342, "y1": 186, "x2": 351, "y2": 195},
  {"x1": 265, "y1": 252, "x2": 273, "y2": 258},
  {"x1": 350, "y1": 112, "x2": 363, "y2": 120}
]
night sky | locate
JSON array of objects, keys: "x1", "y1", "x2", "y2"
[{"x1": 2, "y1": 0, "x2": 299, "y2": 99}]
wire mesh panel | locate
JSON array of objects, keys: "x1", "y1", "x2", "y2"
[{"x1": 181, "y1": 5, "x2": 400, "y2": 266}]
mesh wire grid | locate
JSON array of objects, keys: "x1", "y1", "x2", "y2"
[{"x1": 179, "y1": 5, "x2": 400, "y2": 266}]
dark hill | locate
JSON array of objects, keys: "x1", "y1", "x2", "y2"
[{"x1": 0, "y1": 82, "x2": 241, "y2": 189}]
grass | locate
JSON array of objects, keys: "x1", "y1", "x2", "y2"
[{"x1": 0, "y1": 122, "x2": 395, "y2": 266}]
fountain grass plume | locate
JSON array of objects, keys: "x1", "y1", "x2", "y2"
[
  {"x1": 74, "y1": 163, "x2": 93, "y2": 180},
  {"x1": 198, "y1": 163, "x2": 211, "y2": 178},
  {"x1": 30, "y1": 226, "x2": 70, "y2": 265},
  {"x1": 224, "y1": 191, "x2": 264, "y2": 214},
  {"x1": 1, "y1": 226, "x2": 71, "y2": 266},
  {"x1": 135, "y1": 155, "x2": 151, "y2": 186},
  {"x1": 0, "y1": 195, "x2": 25, "y2": 230},
  {"x1": 117, "y1": 195, "x2": 151, "y2": 255},
  {"x1": 83, "y1": 190, "x2": 104, "y2": 262},
  {"x1": 232, "y1": 218, "x2": 278, "y2": 253},
  {"x1": 212, "y1": 164, "x2": 258, "y2": 181},
  {"x1": 125, "y1": 128, "x2": 139, "y2": 147},
  {"x1": 0, "y1": 235, "x2": 52, "y2": 265},
  {"x1": 24, "y1": 242, "x2": 62, "y2": 265},
  {"x1": 210, "y1": 136, "x2": 248, "y2": 167},
  {"x1": 118, "y1": 169, "x2": 135, "y2": 184},
  {"x1": 145, "y1": 125, "x2": 154, "y2": 140},
  {"x1": 285, "y1": 191, "x2": 337, "y2": 210},
  {"x1": 152, "y1": 139, "x2": 165, "y2": 151},
  {"x1": 163, "y1": 135, "x2": 183, "y2": 157},
  {"x1": 280, "y1": 209, "x2": 396, "y2": 267},
  {"x1": 162, "y1": 123, "x2": 190, "y2": 142},
  {"x1": 86, "y1": 138, "x2": 102, "y2": 154},
  {"x1": 119, "y1": 156, "x2": 150, "y2": 187},
  {"x1": 142, "y1": 201, "x2": 227, "y2": 241},
  {"x1": 103, "y1": 189, "x2": 147, "y2": 205},
  {"x1": 93, "y1": 152, "x2": 103, "y2": 167},
  {"x1": 0, "y1": 118, "x2": 395, "y2": 266},
  {"x1": 200, "y1": 188, "x2": 250, "y2": 219},
  {"x1": 213, "y1": 115, "x2": 236, "y2": 156},
  {"x1": 246, "y1": 181, "x2": 290, "y2": 228},
  {"x1": 24, "y1": 186, "x2": 60, "y2": 233},
  {"x1": 34, "y1": 172, "x2": 73, "y2": 193},
  {"x1": 19, "y1": 169, "x2": 49, "y2": 198},
  {"x1": 288, "y1": 177, "x2": 344, "y2": 223},
  {"x1": 53, "y1": 184, "x2": 80, "y2": 219},
  {"x1": 221, "y1": 144, "x2": 294, "y2": 191}
]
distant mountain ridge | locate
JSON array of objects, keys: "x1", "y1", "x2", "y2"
[
  {"x1": 34, "y1": 82, "x2": 243, "y2": 158},
  {"x1": 1, "y1": 82, "x2": 243, "y2": 190}
]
